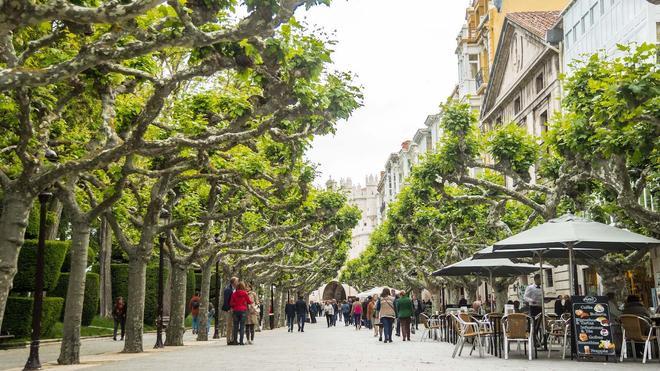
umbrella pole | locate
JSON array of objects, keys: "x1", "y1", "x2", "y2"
[
  {"x1": 567, "y1": 243, "x2": 575, "y2": 296},
  {"x1": 538, "y1": 252, "x2": 546, "y2": 349},
  {"x1": 489, "y1": 270, "x2": 495, "y2": 313}
]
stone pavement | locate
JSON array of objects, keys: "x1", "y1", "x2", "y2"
[{"x1": 1, "y1": 320, "x2": 656, "y2": 370}]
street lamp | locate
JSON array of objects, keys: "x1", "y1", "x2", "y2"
[
  {"x1": 269, "y1": 284, "x2": 275, "y2": 330},
  {"x1": 213, "y1": 235, "x2": 221, "y2": 339},
  {"x1": 24, "y1": 191, "x2": 52, "y2": 371},
  {"x1": 154, "y1": 208, "x2": 169, "y2": 349}
]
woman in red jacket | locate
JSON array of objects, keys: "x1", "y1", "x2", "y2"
[{"x1": 229, "y1": 281, "x2": 252, "y2": 345}]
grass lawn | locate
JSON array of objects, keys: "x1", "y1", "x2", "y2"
[{"x1": 0, "y1": 316, "x2": 159, "y2": 347}]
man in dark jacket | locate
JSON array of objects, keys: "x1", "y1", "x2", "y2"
[
  {"x1": 285, "y1": 299, "x2": 296, "y2": 332},
  {"x1": 222, "y1": 277, "x2": 238, "y2": 344},
  {"x1": 309, "y1": 301, "x2": 317, "y2": 323},
  {"x1": 412, "y1": 293, "x2": 424, "y2": 330},
  {"x1": 295, "y1": 297, "x2": 308, "y2": 332}
]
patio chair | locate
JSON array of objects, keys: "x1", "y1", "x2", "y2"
[
  {"x1": 463, "y1": 312, "x2": 494, "y2": 352},
  {"x1": 418, "y1": 313, "x2": 434, "y2": 342},
  {"x1": 451, "y1": 313, "x2": 485, "y2": 358},
  {"x1": 619, "y1": 314, "x2": 656, "y2": 364},
  {"x1": 503, "y1": 313, "x2": 534, "y2": 360},
  {"x1": 546, "y1": 317, "x2": 570, "y2": 359}
]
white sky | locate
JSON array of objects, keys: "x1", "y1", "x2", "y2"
[{"x1": 298, "y1": 0, "x2": 468, "y2": 187}]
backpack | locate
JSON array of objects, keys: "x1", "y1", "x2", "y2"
[{"x1": 192, "y1": 300, "x2": 200, "y2": 309}]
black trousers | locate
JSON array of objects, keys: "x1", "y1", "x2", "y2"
[{"x1": 113, "y1": 317, "x2": 125, "y2": 339}]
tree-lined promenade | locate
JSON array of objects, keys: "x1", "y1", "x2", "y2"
[
  {"x1": 341, "y1": 44, "x2": 659, "y2": 309},
  {"x1": 0, "y1": 0, "x2": 362, "y2": 366}
]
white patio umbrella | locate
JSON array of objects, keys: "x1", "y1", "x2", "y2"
[
  {"x1": 493, "y1": 213, "x2": 660, "y2": 295},
  {"x1": 432, "y1": 257, "x2": 542, "y2": 312}
]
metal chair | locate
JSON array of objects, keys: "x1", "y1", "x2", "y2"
[
  {"x1": 503, "y1": 313, "x2": 534, "y2": 360},
  {"x1": 546, "y1": 317, "x2": 570, "y2": 359},
  {"x1": 451, "y1": 313, "x2": 485, "y2": 358},
  {"x1": 620, "y1": 314, "x2": 656, "y2": 363}
]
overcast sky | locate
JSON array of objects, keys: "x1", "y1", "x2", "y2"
[{"x1": 298, "y1": 0, "x2": 468, "y2": 187}]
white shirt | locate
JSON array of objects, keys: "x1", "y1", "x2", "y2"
[
  {"x1": 524, "y1": 284, "x2": 543, "y2": 307},
  {"x1": 324, "y1": 304, "x2": 334, "y2": 315}
]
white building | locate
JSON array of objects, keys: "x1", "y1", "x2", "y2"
[
  {"x1": 558, "y1": 0, "x2": 660, "y2": 75},
  {"x1": 338, "y1": 176, "x2": 379, "y2": 260}
]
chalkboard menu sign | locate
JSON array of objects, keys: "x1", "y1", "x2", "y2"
[{"x1": 571, "y1": 296, "x2": 615, "y2": 357}]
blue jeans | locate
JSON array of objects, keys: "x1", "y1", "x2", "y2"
[
  {"x1": 297, "y1": 313, "x2": 306, "y2": 331},
  {"x1": 232, "y1": 311, "x2": 247, "y2": 344},
  {"x1": 192, "y1": 315, "x2": 199, "y2": 333},
  {"x1": 381, "y1": 317, "x2": 394, "y2": 342},
  {"x1": 343, "y1": 312, "x2": 350, "y2": 325},
  {"x1": 287, "y1": 314, "x2": 295, "y2": 331}
]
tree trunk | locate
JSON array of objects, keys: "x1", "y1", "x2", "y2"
[
  {"x1": 277, "y1": 289, "x2": 285, "y2": 328},
  {"x1": 264, "y1": 283, "x2": 272, "y2": 330},
  {"x1": 58, "y1": 220, "x2": 90, "y2": 364},
  {"x1": 165, "y1": 263, "x2": 187, "y2": 346},
  {"x1": 98, "y1": 216, "x2": 113, "y2": 318},
  {"x1": 123, "y1": 257, "x2": 147, "y2": 353},
  {"x1": 0, "y1": 192, "x2": 33, "y2": 330},
  {"x1": 45, "y1": 198, "x2": 63, "y2": 240},
  {"x1": 196, "y1": 260, "x2": 212, "y2": 341},
  {"x1": 428, "y1": 284, "x2": 441, "y2": 313}
]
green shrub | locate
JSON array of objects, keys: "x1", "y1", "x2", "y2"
[
  {"x1": 52, "y1": 272, "x2": 100, "y2": 326},
  {"x1": 1, "y1": 296, "x2": 64, "y2": 337},
  {"x1": 61, "y1": 247, "x2": 96, "y2": 272},
  {"x1": 111, "y1": 263, "x2": 168, "y2": 325},
  {"x1": 12, "y1": 240, "x2": 69, "y2": 293}
]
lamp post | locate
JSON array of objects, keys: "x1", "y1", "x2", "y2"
[
  {"x1": 269, "y1": 284, "x2": 275, "y2": 330},
  {"x1": 213, "y1": 257, "x2": 220, "y2": 339},
  {"x1": 154, "y1": 209, "x2": 169, "y2": 349},
  {"x1": 24, "y1": 191, "x2": 52, "y2": 370}
]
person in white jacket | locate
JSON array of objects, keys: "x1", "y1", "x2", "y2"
[{"x1": 324, "y1": 301, "x2": 334, "y2": 328}]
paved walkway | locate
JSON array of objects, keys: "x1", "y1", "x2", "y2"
[{"x1": 1, "y1": 320, "x2": 656, "y2": 370}]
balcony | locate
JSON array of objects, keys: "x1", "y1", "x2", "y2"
[{"x1": 475, "y1": 70, "x2": 483, "y2": 89}]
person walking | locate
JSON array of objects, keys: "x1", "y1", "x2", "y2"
[
  {"x1": 352, "y1": 298, "x2": 363, "y2": 330},
  {"x1": 309, "y1": 301, "x2": 317, "y2": 324},
  {"x1": 393, "y1": 291, "x2": 401, "y2": 337},
  {"x1": 361, "y1": 298, "x2": 368, "y2": 328},
  {"x1": 246, "y1": 284, "x2": 259, "y2": 344},
  {"x1": 367, "y1": 296, "x2": 376, "y2": 334},
  {"x1": 222, "y1": 277, "x2": 238, "y2": 345},
  {"x1": 295, "y1": 296, "x2": 308, "y2": 332},
  {"x1": 331, "y1": 300, "x2": 339, "y2": 326},
  {"x1": 285, "y1": 298, "x2": 296, "y2": 332},
  {"x1": 396, "y1": 291, "x2": 413, "y2": 341},
  {"x1": 342, "y1": 300, "x2": 351, "y2": 326},
  {"x1": 112, "y1": 296, "x2": 127, "y2": 341},
  {"x1": 412, "y1": 293, "x2": 424, "y2": 330},
  {"x1": 324, "y1": 301, "x2": 334, "y2": 328},
  {"x1": 189, "y1": 291, "x2": 201, "y2": 335},
  {"x1": 229, "y1": 281, "x2": 252, "y2": 345},
  {"x1": 377, "y1": 288, "x2": 396, "y2": 343}
]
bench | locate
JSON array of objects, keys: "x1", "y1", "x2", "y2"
[{"x1": 155, "y1": 316, "x2": 170, "y2": 330}]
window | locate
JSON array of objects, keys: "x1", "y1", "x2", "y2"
[
  {"x1": 590, "y1": 6, "x2": 596, "y2": 26},
  {"x1": 581, "y1": 15, "x2": 587, "y2": 34},
  {"x1": 514, "y1": 96, "x2": 521, "y2": 114},
  {"x1": 539, "y1": 111, "x2": 548, "y2": 134},
  {"x1": 545, "y1": 269, "x2": 554, "y2": 287},
  {"x1": 600, "y1": 0, "x2": 605, "y2": 15},
  {"x1": 566, "y1": 30, "x2": 571, "y2": 48},
  {"x1": 572, "y1": 26, "x2": 578, "y2": 42},
  {"x1": 535, "y1": 73, "x2": 544, "y2": 94},
  {"x1": 469, "y1": 54, "x2": 479, "y2": 79}
]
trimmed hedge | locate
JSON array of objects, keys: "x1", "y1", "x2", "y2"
[
  {"x1": 61, "y1": 247, "x2": 96, "y2": 272},
  {"x1": 52, "y1": 272, "x2": 100, "y2": 326},
  {"x1": 111, "y1": 264, "x2": 169, "y2": 325},
  {"x1": 12, "y1": 240, "x2": 69, "y2": 293},
  {"x1": 1, "y1": 296, "x2": 64, "y2": 337}
]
